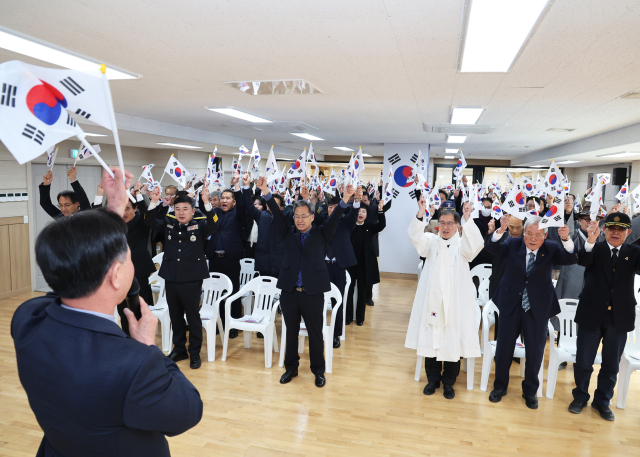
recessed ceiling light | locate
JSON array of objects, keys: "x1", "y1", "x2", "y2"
[
  {"x1": 445, "y1": 148, "x2": 460, "y2": 153},
  {"x1": 598, "y1": 151, "x2": 640, "y2": 158},
  {"x1": 446, "y1": 135, "x2": 467, "y2": 144},
  {"x1": 460, "y1": 0, "x2": 550, "y2": 72},
  {"x1": 291, "y1": 133, "x2": 324, "y2": 141},
  {"x1": 156, "y1": 142, "x2": 203, "y2": 149},
  {"x1": 206, "y1": 108, "x2": 272, "y2": 123},
  {"x1": 362, "y1": 154, "x2": 372, "y2": 158},
  {"x1": 547, "y1": 128, "x2": 576, "y2": 132},
  {"x1": 85, "y1": 133, "x2": 108, "y2": 137},
  {"x1": 0, "y1": 27, "x2": 139, "y2": 79},
  {"x1": 451, "y1": 107, "x2": 484, "y2": 124},
  {"x1": 444, "y1": 156, "x2": 455, "y2": 159},
  {"x1": 556, "y1": 160, "x2": 581, "y2": 164},
  {"x1": 334, "y1": 147, "x2": 354, "y2": 151}
]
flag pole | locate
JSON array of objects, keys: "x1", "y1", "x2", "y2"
[
  {"x1": 77, "y1": 135, "x2": 113, "y2": 179},
  {"x1": 100, "y1": 64, "x2": 126, "y2": 184},
  {"x1": 50, "y1": 147, "x2": 58, "y2": 170}
]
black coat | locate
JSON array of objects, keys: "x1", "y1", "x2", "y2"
[
  {"x1": 11, "y1": 293, "x2": 203, "y2": 456},
  {"x1": 267, "y1": 195, "x2": 345, "y2": 295},
  {"x1": 127, "y1": 200, "x2": 155, "y2": 280},
  {"x1": 576, "y1": 241, "x2": 640, "y2": 333},
  {"x1": 350, "y1": 212, "x2": 387, "y2": 287},
  {"x1": 327, "y1": 205, "x2": 359, "y2": 269},
  {"x1": 38, "y1": 180, "x2": 91, "y2": 219},
  {"x1": 205, "y1": 190, "x2": 247, "y2": 259},
  {"x1": 485, "y1": 236, "x2": 578, "y2": 322}
]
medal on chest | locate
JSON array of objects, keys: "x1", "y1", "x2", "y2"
[
  {"x1": 190, "y1": 235, "x2": 196, "y2": 242},
  {"x1": 168, "y1": 234, "x2": 171, "y2": 240}
]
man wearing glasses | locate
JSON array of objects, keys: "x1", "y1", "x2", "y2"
[
  {"x1": 486, "y1": 215, "x2": 577, "y2": 410},
  {"x1": 256, "y1": 176, "x2": 355, "y2": 388},
  {"x1": 39, "y1": 166, "x2": 91, "y2": 219}
]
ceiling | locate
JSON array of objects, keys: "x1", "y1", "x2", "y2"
[{"x1": 2, "y1": 0, "x2": 640, "y2": 162}]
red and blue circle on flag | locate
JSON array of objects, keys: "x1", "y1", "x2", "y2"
[
  {"x1": 525, "y1": 183, "x2": 533, "y2": 192},
  {"x1": 546, "y1": 206, "x2": 558, "y2": 217},
  {"x1": 548, "y1": 174, "x2": 557, "y2": 185},
  {"x1": 174, "y1": 167, "x2": 182, "y2": 177},
  {"x1": 291, "y1": 160, "x2": 301, "y2": 170},
  {"x1": 516, "y1": 192, "x2": 525, "y2": 205},
  {"x1": 27, "y1": 80, "x2": 67, "y2": 126},
  {"x1": 393, "y1": 165, "x2": 414, "y2": 188}
]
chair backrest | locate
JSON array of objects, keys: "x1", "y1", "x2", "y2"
[
  {"x1": 470, "y1": 263, "x2": 492, "y2": 297},
  {"x1": 343, "y1": 271, "x2": 352, "y2": 306},
  {"x1": 238, "y1": 276, "x2": 280, "y2": 321},
  {"x1": 556, "y1": 299, "x2": 579, "y2": 351},
  {"x1": 152, "y1": 252, "x2": 163, "y2": 267},
  {"x1": 324, "y1": 283, "x2": 342, "y2": 328},
  {"x1": 634, "y1": 274, "x2": 640, "y2": 304},
  {"x1": 482, "y1": 300, "x2": 498, "y2": 346},
  {"x1": 239, "y1": 258, "x2": 258, "y2": 287},
  {"x1": 148, "y1": 271, "x2": 166, "y2": 306},
  {"x1": 625, "y1": 313, "x2": 640, "y2": 360},
  {"x1": 478, "y1": 277, "x2": 490, "y2": 304},
  {"x1": 201, "y1": 273, "x2": 233, "y2": 319}
]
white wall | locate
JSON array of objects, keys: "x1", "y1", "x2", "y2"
[{"x1": 563, "y1": 162, "x2": 632, "y2": 209}]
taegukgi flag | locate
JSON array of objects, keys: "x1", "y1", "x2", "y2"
[
  {"x1": 264, "y1": 146, "x2": 278, "y2": 183},
  {"x1": 140, "y1": 163, "x2": 155, "y2": 182},
  {"x1": 287, "y1": 149, "x2": 306, "y2": 178},
  {"x1": 164, "y1": 154, "x2": 189, "y2": 187}
]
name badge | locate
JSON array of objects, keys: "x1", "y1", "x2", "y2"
[
  {"x1": 187, "y1": 224, "x2": 198, "y2": 231},
  {"x1": 166, "y1": 224, "x2": 173, "y2": 229}
]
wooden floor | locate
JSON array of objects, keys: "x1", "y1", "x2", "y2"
[{"x1": 1, "y1": 277, "x2": 640, "y2": 456}]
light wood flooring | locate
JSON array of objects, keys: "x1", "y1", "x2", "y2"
[{"x1": 1, "y1": 276, "x2": 639, "y2": 456}]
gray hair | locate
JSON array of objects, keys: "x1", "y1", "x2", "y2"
[
  {"x1": 524, "y1": 215, "x2": 548, "y2": 234},
  {"x1": 210, "y1": 191, "x2": 222, "y2": 199},
  {"x1": 293, "y1": 200, "x2": 313, "y2": 214}
]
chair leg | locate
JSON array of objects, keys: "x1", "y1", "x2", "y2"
[
  {"x1": 616, "y1": 357, "x2": 632, "y2": 409},
  {"x1": 161, "y1": 311, "x2": 171, "y2": 353},
  {"x1": 279, "y1": 320, "x2": 286, "y2": 368},
  {"x1": 480, "y1": 353, "x2": 493, "y2": 392},
  {"x1": 353, "y1": 282, "x2": 357, "y2": 322},
  {"x1": 244, "y1": 329, "x2": 252, "y2": 349},
  {"x1": 414, "y1": 356, "x2": 422, "y2": 382},
  {"x1": 545, "y1": 353, "x2": 559, "y2": 399},
  {"x1": 537, "y1": 360, "x2": 543, "y2": 397},
  {"x1": 341, "y1": 299, "x2": 346, "y2": 341},
  {"x1": 273, "y1": 325, "x2": 279, "y2": 353},
  {"x1": 462, "y1": 358, "x2": 467, "y2": 373},
  {"x1": 467, "y1": 358, "x2": 475, "y2": 390},
  {"x1": 325, "y1": 331, "x2": 333, "y2": 374},
  {"x1": 221, "y1": 328, "x2": 230, "y2": 361},
  {"x1": 264, "y1": 327, "x2": 272, "y2": 368},
  {"x1": 298, "y1": 335, "x2": 305, "y2": 354},
  {"x1": 520, "y1": 358, "x2": 526, "y2": 378}
]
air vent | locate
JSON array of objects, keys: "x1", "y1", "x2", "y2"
[
  {"x1": 618, "y1": 92, "x2": 640, "y2": 99},
  {"x1": 547, "y1": 128, "x2": 575, "y2": 132},
  {"x1": 423, "y1": 124, "x2": 495, "y2": 134},
  {"x1": 223, "y1": 79, "x2": 322, "y2": 95}
]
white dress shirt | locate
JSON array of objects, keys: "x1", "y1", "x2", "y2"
[
  {"x1": 584, "y1": 240, "x2": 619, "y2": 255},
  {"x1": 60, "y1": 304, "x2": 118, "y2": 323},
  {"x1": 492, "y1": 230, "x2": 575, "y2": 269}
]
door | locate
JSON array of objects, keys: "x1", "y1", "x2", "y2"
[{"x1": 31, "y1": 163, "x2": 102, "y2": 291}]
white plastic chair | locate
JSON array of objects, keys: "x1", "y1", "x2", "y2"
[
  {"x1": 279, "y1": 284, "x2": 342, "y2": 373},
  {"x1": 617, "y1": 313, "x2": 640, "y2": 409},
  {"x1": 418, "y1": 261, "x2": 424, "y2": 280},
  {"x1": 470, "y1": 263, "x2": 492, "y2": 299},
  {"x1": 634, "y1": 274, "x2": 640, "y2": 304},
  {"x1": 414, "y1": 300, "x2": 482, "y2": 390},
  {"x1": 221, "y1": 276, "x2": 280, "y2": 367},
  {"x1": 150, "y1": 253, "x2": 163, "y2": 296},
  {"x1": 239, "y1": 258, "x2": 258, "y2": 314},
  {"x1": 341, "y1": 272, "x2": 351, "y2": 342},
  {"x1": 477, "y1": 277, "x2": 490, "y2": 308},
  {"x1": 480, "y1": 301, "x2": 543, "y2": 397},
  {"x1": 200, "y1": 273, "x2": 233, "y2": 362},
  {"x1": 148, "y1": 271, "x2": 171, "y2": 352}
]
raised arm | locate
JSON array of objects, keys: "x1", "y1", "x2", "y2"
[
  {"x1": 257, "y1": 177, "x2": 289, "y2": 237},
  {"x1": 322, "y1": 184, "x2": 354, "y2": 242},
  {"x1": 143, "y1": 186, "x2": 168, "y2": 232},
  {"x1": 68, "y1": 166, "x2": 91, "y2": 211},
  {"x1": 199, "y1": 186, "x2": 219, "y2": 239},
  {"x1": 39, "y1": 170, "x2": 62, "y2": 218},
  {"x1": 371, "y1": 200, "x2": 386, "y2": 233},
  {"x1": 578, "y1": 220, "x2": 600, "y2": 267},
  {"x1": 408, "y1": 195, "x2": 434, "y2": 257},
  {"x1": 484, "y1": 213, "x2": 511, "y2": 258}
]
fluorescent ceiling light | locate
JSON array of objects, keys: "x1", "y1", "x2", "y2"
[
  {"x1": 334, "y1": 147, "x2": 354, "y2": 151},
  {"x1": 598, "y1": 151, "x2": 640, "y2": 159},
  {"x1": 444, "y1": 156, "x2": 455, "y2": 159},
  {"x1": 85, "y1": 133, "x2": 108, "y2": 137},
  {"x1": 446, "y1": 135, "x2": 467, "y2": 144},
  {"x1": 276, "y1": 157, "x2": 293, "y2": 161},
  {"x1": 460, "y1": 0, "x2": 549, "y2": 72},
  {"x1": 223, "y1": 79, "x2": 322, "y2": 95},
  {"x1": 556, "y1": 160, "x2": 581, "y2": 164},
  {"x1": 156, "y1": 142, "x2": 203, "y2": 149},
  {"x1": 291, "y1": 133, "x2": 324, "y2": 141},
  {"x1": 206, "y1": 108, "x2": 272, "y2": 123},
  {"x1": 451, "y1": 107, "x2": 484, "y2": 124},
  {"x1": 530, "y1": 165, "x2": 546, "y2": 167},
  {"x1": 445, "y1": 148, "x2": 460, "y2": 153},
  {"x1": 362, "y1": 154, "x2": 372, "y2": 158},
  {"x1": 0, "y1": 28, "x2": 139, "y2": 80}
]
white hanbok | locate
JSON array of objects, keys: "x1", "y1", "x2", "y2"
[{"x1": 405, "y1": 216, "x2": 484, "y2": 361}]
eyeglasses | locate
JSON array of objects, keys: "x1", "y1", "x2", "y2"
[
  {"x1": 438, "y1": 221, "x2": 458, "y2": 228},
  {"x1": 524, "y1": 233, "x2": 545, "y2": 240},
  {"x1": 58, "y1": 203, "x2": 75, "y2": 209},
  {"x1": 293, "y1": 214, "x2": 313, "y2": 220}
]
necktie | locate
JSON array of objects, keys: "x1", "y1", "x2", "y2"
[
  {"x1": 612, "y1": 247, "x2": 619, "y2": 269},
  {"x1": 522, "y1": 252, "x2": 535, "y2": 312}
]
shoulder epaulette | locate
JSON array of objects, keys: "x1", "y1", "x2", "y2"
[
  {"x1": 167, "y1": 214, "x2": 177, "y2": 219},
  {"x1": 193, "y1": 216, "x2": 206, "y2": 220}
]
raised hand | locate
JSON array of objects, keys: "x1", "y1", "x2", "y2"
[
  {"x1": 496, "y1": 214, "x2": 510, "y2": 234},
  {"x1": 103, "y1": 167, "x2": 133, "y2": 216},
  {"x1": 300, "y1": 181, "x2": 310, "y2": 200},
  {"x1": 378, "y1": 200, "x2": 384, "y2": 211},
  {"x1": 608, "y1": 203, "x2": 621, "y2": 215},
  {"x1": 557, "y1": 224, "x2": 570, "y2": 241},
  {"x1": 231, "y1": 171, "x2": 240, "y2": 186},
  {"x1": 257, "y1": 176, "x2": 269, "y2": 194},
  {"x1": 123, "y1": 298, "x2": 158, "y2": 346},
  {"x1": 67, "y1": 166, "x2": 77, "y2": 182},
  {"x1": 151, "y1": 186, "x2": 161, "y2": 203},
  {"x1": 488, "y1": 219, "x2": 495, "y2": 234},
  {"x1": 587, "y1": 220, "x2": 600, "y2": 243},
  {"x1": 417, "y1": 195, "x2": 427, "y2": 217},
  {"x1": 355, "y1": 186, "x2": 363, "y2": 202},
  {"x1": 43, "y1": 171, "x2": 53, "y2": 185},
  {"x1": 201, "y1": 185, "x2": 209, "y2": 202},
  {"x1": 462, "y1": 202, "x2": 472, "y2": 220},
  {"x1": 242, "y1": 172, "x2": 251, "y2": 187},
  {"x1": 97, "y1": 184, "x2": 104, "y2": 196}
]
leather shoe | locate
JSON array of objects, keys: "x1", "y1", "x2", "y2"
[
  {"x1": 229, "y1": 329, "x2": 239, "y2": 339},
  {"x1": 345, "y1": 320, "x2": 352, "y2": 326},
  {"x1": 167, "y1": 349, "x2": 188, "y2": 363},
  {"x1": 423, "y1": 381, "x2": 440, "y2": 395},
  {"x1": 356, "y1": 321, "x2": 364, "y2": 326},
  {"x1": 522, "y1": 393, "x2": 538, "y2": 409},
  {"x1": 315, "y1": 375, "x2": 326, "y2": 388},
  {"x1": 366, "y1": 299, "x2": 374, "y2": 306},
  {"x1": 333, "y1": 337, "x2": 341, "y2": 348},
  {"x1": 592, "y1": 402, "x2": 615, "y2": 421},
  {"x1": 443, "y1": 385, "x2": 455, "y2": 399},
  {"x1": 279, "y1": 370, "x2": 298, "y2": 384},
  {"x1": 190, "y1": 353, "x2": 201, "y2": 369},
  {"x1": 568, "y1": 399, "x2": 588, "y2": 414},
  {"x1": 489, "y1": 389, "x2": 506, "y2": 403}
]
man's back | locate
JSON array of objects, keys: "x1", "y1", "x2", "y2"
[{"x1": 12, "y1": 294, "x2": 203, "y2": 457}]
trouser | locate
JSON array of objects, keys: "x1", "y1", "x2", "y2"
[
  {"x1": 424, "y1": 358, "x2": 461, "y2": 386},
  {"x1": 165, "y1": 280, "x2": 203, "y2": 355},
  {"x1": 208, "y1": 256, "x2": 241, "y2": 327},
  {"x1": 494, "y1": 304, "x2": 547, "y2": 397},
  {"x1": 572, "y1": 310, "x2": 627, "y2": 407},
  {"x1": 137, "y1": 273, "x2": 154, "y2": 309},
  {"x1": 281, "y1": 290, "x2": 325, "y2": 376},
  {"x1": 346, "y1": 264, "x2": 367, "y2": 323},
  {"x1": 366, "y1": 282, "x2": 373, "y2": 302},
  {"x1": 326, "y1": 262, "x2": 346, "y2": 338}
]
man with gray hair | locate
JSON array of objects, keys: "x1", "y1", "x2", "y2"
[{"x1": 485, "y1": 214, "x2": 577, "y2": 410}]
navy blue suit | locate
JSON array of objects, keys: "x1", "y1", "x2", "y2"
[
  {"x1": 485, "y1": 235, "x2": 578, "y2": 396},
  {"x1": 11, "y1": 293, "x2": 203, "y2": 457}
]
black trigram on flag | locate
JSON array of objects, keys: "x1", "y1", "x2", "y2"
[
  {"x1": 392, "y1": 189, "x2": 399, "y2": 199},
  {"x1": 409, "y1": 189, "x2": 417, "y2": 200},
  {"x1": 66, "y1": 113, "x2": 76, "y2": 127},
  {"x1": 22, "y1": 124, "x2": 45, "y2": 145},
  {"x1": 1, "y1": 83, "x2": 16, "y2": 107},
  {"x1": 388, "y1": 153, "x2": 401, "y2": 165},
  {"x1": 507, "y1": 200, "x2": 515, "y2": 208},
  {"x1": 409, "y1": 153, "x2": 418, "y2": 164},
  {"x1": 553, "y1": 215, "x2": 562, "y2": 222},
  {"x1": 75, "y1": 108, "x2": 91, "y2": 120},
  {"x1": 60, "y1": 77, "x2": 84, "y2": 96},
  {"x1": 519, "y1": 207, "x2": 526, "y2": 213}
]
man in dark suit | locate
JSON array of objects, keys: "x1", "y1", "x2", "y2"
[
  {"x1": 39, "y1": 166, "x2": 91, "y2": 218},
  {"x1": 569, "y1": 212, "x2": 640, "y2": 421},
  {"x1": 256, "y1": 176, "x2": 355, "y2": 387},
  {"x1": 12, "y1": 167, "x2": 202, "y2": 456},
  {"x1": 485, "y1": 214, "x2": 577, "y2": 409}
]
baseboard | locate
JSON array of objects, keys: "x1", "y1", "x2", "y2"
[
  {"x1": 0, "y1": 286, "x2": 33, "y2": 300},
  {"x1": 379, "y1": 272, "x2": 418, "y2": 280}
]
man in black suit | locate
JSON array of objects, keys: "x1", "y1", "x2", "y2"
[
  {"x1": 39, "y1": 166, "x2": 91, "y2": 218},
  {"x1": 569, "y1": 212, "x2": 640, "y2": 421},
  {"x1": 485, "y1": 214, "x2": 577, "y2": 409},
  {"x1": 12, "y1": 167, "x2": 202, "y2": 456},
  {"x1": 256, "y1": 176, "x2": 355, "y2": 387}
]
